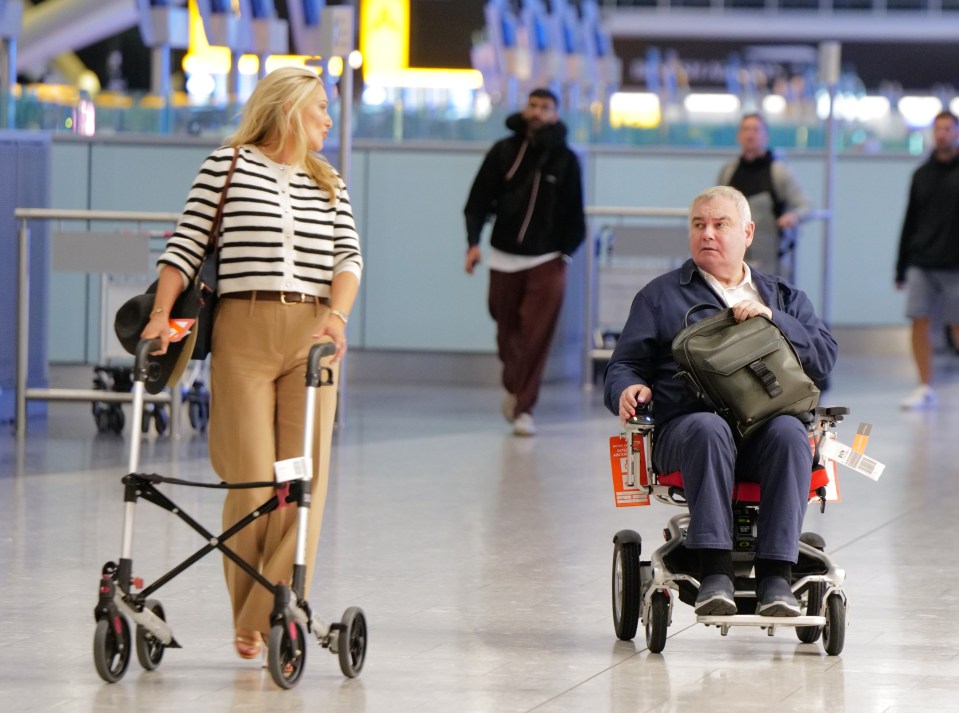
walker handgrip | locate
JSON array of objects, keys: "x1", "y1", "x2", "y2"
[
  {"x1": 306, "y1": 342, "x2": 336, "y2": 387},
  {"x1": 133, "y1": 338, "x2": 162, "y2": 382}
]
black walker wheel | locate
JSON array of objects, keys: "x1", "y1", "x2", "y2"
[
  {"x1": 337, "y1": 607, "x2": 367, "y2": 678},
  {"x1": 135, "y1": 600, "x2": 167, "y2": 670},
  {"x1": 267, "y1": 620, "x2": 307, "y2": 689},
  {"x1": 823, "y1": 594, "x2": 846, "y2": 656},
  {"x1": 93, "y1": 615, "x2": 132, "y2": 683}
]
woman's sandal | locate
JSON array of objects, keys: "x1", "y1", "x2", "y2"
[{"x1": 234, "y1": 629, "x2": 263, "y2": 660}]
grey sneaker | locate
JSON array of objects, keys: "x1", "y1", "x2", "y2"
[
  {"x1": 512, "y1": 412, "x2": 536, "y2": 436},
  {"x1": 694, "y1": 574, "x2": 736, "y2": 616},
  {"x1": 756, "y1": 576, "x2": 801, "y2": 617}
]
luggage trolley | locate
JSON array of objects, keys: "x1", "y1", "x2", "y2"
[
  {"x1": 610, "y1": 406, "x2": 849, "y2": 655},
  {"x1": 92, "y1": 340, "x2": 367, "y2": 689}
]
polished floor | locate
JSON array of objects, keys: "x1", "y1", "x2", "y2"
[{"x1": 2, "y1": 348, "x2": 959, "y2": 713}]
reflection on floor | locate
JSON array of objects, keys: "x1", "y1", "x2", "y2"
[{"x1": 2, "y1": 351, "x2": 959, "y2": 712}]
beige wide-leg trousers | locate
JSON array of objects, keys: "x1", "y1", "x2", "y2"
[{"x1": 209, "y1": 296, "x2": 338, "y2": 636}]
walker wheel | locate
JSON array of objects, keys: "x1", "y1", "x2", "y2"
[
  {"x1": 823, "y1": 594, "x2": 846, "y2": 656},
  {"x1": 337, "y1": 607, "x2": 367, "y2": 678},
  {"x1": 267, "y1": 620, "x2": 307, "y2": 689},
  {"x1": 93, "y1": 615, "x2": 131, "y2": 683},
  {"x1": 645, "y1": 590, "x2": 669, "y2": 654},
  {"x1": 135, "y1": 600, "x2": 167, "y2": 670},
  {"x1": 612, "y1": 537, "x2": 641, "y2": 641}
]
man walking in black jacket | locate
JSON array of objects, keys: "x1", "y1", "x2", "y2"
[
  {"x1": 895, "y1": 110, "x2": 959, "y2": 410},
  {"x1": 464, "y1": 88, "x2": 586, "y2": 436}
]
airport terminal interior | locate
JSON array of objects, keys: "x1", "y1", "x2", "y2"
[
  {"x1": 5, "y1": 1, "x2": 959, "y2": 712},
  {"x1": 2, "y1": 345, "x2": 959, "y2": 712}
]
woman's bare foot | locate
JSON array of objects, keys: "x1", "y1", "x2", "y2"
[{"x1": 234, "y1": 629, "x2": 262, "y2": 659}]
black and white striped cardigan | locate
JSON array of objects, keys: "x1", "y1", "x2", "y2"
[{"x1": 158, "y1": 145, "x2": 363, "y2": 296}]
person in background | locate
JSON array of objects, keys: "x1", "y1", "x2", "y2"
[
  {"x1": 604, "y1": 186, "x2": 836, "y2": 618},
  {"x1": 718, "y1": 113, "x2": 812, "y2": 281},
  {"x1": 895, "y1": 109, "x2": 959, "y2": 410},
  {"x1": 463, "y1": 88, "x2": 586, "y2": 437},
  {"x1": 141, "y1": 67, "x2": 363, "y2": 660}
]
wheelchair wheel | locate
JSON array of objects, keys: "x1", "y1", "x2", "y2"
[
  {"x1": 796, "y1": 582, "x2": 824, "y2": 643},
  {"x1": 612, "y1": 538, "x2": 641, "y2": 641},
  {"x1": 822, "y1": 594, "x2": 846, "y2": 656},
  {"x1": 153, "y1": 406, "x2": 169, "y2": 436},
  {"x1": 93, "y1": 616, "x2": 131, "y2": 683},
  {"x1": 645, "y1": 591, "x2": 669, "y2": 654},
  {"x1": 135, "y1": 600, "x2": 166, "y2": 670},
  {"x1": 337, "y1": 606, "x2": 368, "y2": 678},
  {"x1": 267, "y1": 620, "x2": 307, "y2": 689}
]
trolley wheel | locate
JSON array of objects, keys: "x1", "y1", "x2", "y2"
[
  {"x1": 612, "y1": 538, "x2": 641, "y2": 641},
  {"x1": 645, "y1": 590, "x2": 669, "y2": 654},
  {"x1": 108, "y1": 406, "x2": 124, "y2": 434},
  {"x1": 796, "y1": 582, "x2": 825, "y2": 644},
  {"x1": 267, "y1": 620, "x2": 307, "y2": 689},
  {"x1": 154, "y1": 406, "x2": 169, "y2": 436},
  {"x1": 189, "y1": 399, "x2": 209, "y2": 432},
  {"x1": 337, "y1": 607, "x2": 367, "y2": 678},
  {"x1": 135, "y1": 600, "x2": 167, "y2": 670},
  {"x1": 94, "y1": 406, "x2": 111, "y2": 434},
  {"x1": 823, "y1": 594, "x2": 846, "y2": 656},
  {"x1": 93, "y1": 615, "x2": 131, "y2": 683}
]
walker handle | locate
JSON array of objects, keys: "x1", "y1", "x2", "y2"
[
  {"x1": 133, "y1": 339, "x2": 162, "y2": 383},
  {"x1": 306, "y1": 342, "x2": 336, "y2": 388}
]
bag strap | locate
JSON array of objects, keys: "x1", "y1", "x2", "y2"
[{"x1": 204, "y1": 147, "x2": 240, "y2": 258}]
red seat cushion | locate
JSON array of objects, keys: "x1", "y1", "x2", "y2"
[{"x1": 657, "y1": 467, "x2": 830, "y2": 504}]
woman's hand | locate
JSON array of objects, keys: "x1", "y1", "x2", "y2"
[
  {"x1": 313, "y1": 313, "x2": 347, "y2": 364},
  {"x1": 140, "y1": 311, "x2": 171, "y2": 355}
]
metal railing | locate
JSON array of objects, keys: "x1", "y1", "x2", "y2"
[{"x1": 14, "y1": 208, "x2": 182, "y2": 443}]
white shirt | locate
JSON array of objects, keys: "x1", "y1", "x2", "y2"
[{"x1": 698, "y1": 263, "x2": 765, "y2": 307}]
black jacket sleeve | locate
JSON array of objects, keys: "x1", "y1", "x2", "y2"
[
  {"x1": 559, "y1": 151, "x2": 586, "y2": 256},
  {"x1": 464, "y1": 143, "x2": 505, "y2": 247}
]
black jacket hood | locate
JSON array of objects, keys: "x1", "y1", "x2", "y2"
[{"x1": 504, "y1": 112, "x2": 569, "y2": 149}]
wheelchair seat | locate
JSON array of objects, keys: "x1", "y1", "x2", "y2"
[{"x1": 655, "y1": 466, "x2": 831, "y2": 504}]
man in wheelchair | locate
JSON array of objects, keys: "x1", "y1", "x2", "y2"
[{"x1": 603, "y1": 186, "x2": 837, "y2": 618}]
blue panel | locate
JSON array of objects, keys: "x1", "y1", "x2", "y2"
[
  {"x1": 251, "y1": 0, "x2": 273, "y2": 18},
  {"x1": 303, "y1": 0, "x2": 325, "y2": 26}
]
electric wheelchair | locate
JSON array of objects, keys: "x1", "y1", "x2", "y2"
[{"x1": 611, "y1": 405, "x2": 848, "y2": 655}]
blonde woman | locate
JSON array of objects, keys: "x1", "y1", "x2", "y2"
[{"x1": 142, "y1": 66, "x2": 363, "y2": 660}]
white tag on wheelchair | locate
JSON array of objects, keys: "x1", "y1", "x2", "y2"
[
  {"x1": 274, "y1": 457, "x2": 312, "y2": 483},
  {"x1": 820, "y1": 436, "x2": 885, "y2": 481}
]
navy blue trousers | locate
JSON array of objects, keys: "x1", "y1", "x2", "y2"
[{"x1": 652, "y1": 412, "x2": 813, "y2": 562}]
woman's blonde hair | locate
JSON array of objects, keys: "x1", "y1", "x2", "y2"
[{"x1": 229, "y1": 66, "x2": 339, "y2": 201}]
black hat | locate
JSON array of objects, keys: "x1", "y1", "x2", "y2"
[{"x1": 114, "y1": 282, "x2": 200, "y2": 395}]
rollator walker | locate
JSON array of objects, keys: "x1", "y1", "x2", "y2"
[
  {"x1": 611, "y1": 405, "x2": 848, "y2": 655},
  {"x1": 92, "y1": 340, "x2": 367, "y2": 689}
]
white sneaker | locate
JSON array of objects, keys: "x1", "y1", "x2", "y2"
[
  {"x1": 502, "y1": 393, "x2": 517, "y2": 423},
  {"x1": 513, "y1": 412, "x2": 536, "y2": 436},
  {"x1": 900, "y1": 385, "x2": 937, "y2": 410}
]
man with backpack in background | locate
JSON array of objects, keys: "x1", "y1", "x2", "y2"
[{"x1": 718, "y1": 113, "x2": 812, "y2": 282}]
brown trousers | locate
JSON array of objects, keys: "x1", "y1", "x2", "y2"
[
  {"x1": 488, "y1": 257, "x2": 567, "y2": 416},
  {"x1": 209, "y1": 297, "x2": 338, "y2": 636}
]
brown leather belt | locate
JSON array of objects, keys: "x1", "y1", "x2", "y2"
[{"x1": 222, "y1": 290, "x2": 328, "y2": 305}]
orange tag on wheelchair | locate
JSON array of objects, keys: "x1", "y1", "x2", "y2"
[{"x1": 609, "y1": 435, "x2": 651, "y2": 507}]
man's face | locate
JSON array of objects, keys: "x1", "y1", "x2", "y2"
[
  {"x1": 522, "y1": 95, "x2": 558, "y2": 132},
  {"x1": 933, "y1": 116, "x2": 958, "y2": 153},
  {"x1": 737, "y1": 116, "x2": 768, "y2": 157},
  {"x1": 689, "y1": 196, "x2": 754, "y2": 279}
]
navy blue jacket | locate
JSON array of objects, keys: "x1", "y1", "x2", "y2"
[{"x1": 603, "y1": 259, "x2": 837, "y2": 428}]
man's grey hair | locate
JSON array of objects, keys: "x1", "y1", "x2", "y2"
[{"x1": 690, "y1": 186, "x2": 752, "y2": 229}]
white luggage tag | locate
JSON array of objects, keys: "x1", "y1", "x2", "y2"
[
  {"x1": 819, "y1": 422, "x2": 885, "y2": 481},
  {"x1": 274, "y1": 457, "x2": 312, "y2": 483}
]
